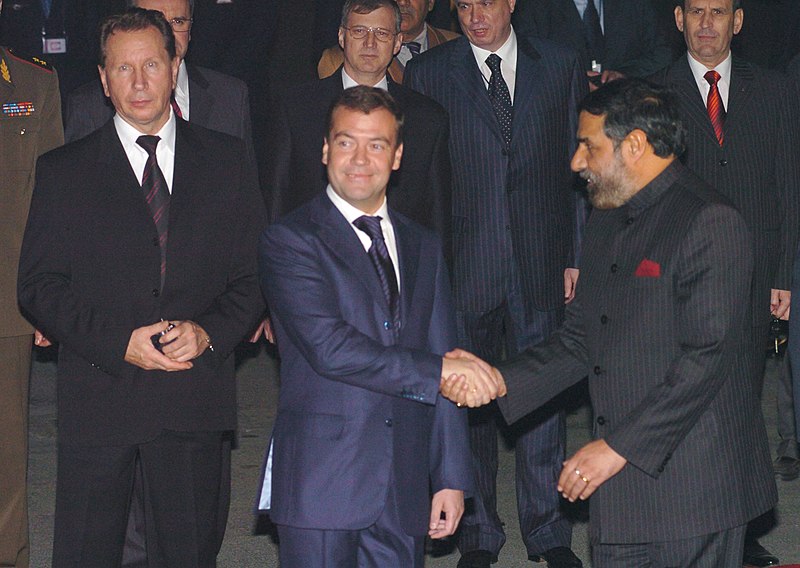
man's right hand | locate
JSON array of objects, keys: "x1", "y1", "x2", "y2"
[
  {"x1": 440, "y1": 349, "x2": 506, "y2": 407},
  {"x1": 124, "y1": 321, "x2": 193, "y2": 372}
]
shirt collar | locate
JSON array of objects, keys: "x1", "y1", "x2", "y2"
[
  {"x1": 341, "y1": 67, "x2": 389, "y2": 91},
  {"x1": 113, "y1": 109, "x2": 177, "y2": 155},
  {"x1": 326, "y1": 184, "x2": 389, "y2": 224},
  {"x1": 174, "y1": 59, "x2": 190, "y2": 115},
  {"x1": 408, "y1": 24, "x2": 428, "y2": 50},
  {"x1": 469, "y1": 25, "x2": 517, "y2": 71},
  {"x1": 687, "y1": 50, "x2": 732, "y2": 83}
]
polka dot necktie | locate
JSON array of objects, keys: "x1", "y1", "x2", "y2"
[
  {"x1": 486, "y1": 54, "x2": 513, "y2": 146},
  {"x1": 353, "y1": 215, "x2": 400, "y2": 325},
  {"x1": 136, "y1": 135, "x2": 171, "y2": 290},
  {"x1": 704, "y1": 70, "x2": 725, "y2": 146}
]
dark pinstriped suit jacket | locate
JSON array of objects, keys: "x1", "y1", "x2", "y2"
[
  {"x1": 497, "y1": 162, "x2": 777, "y2": 543},
  {"x1": 512, "y1": 0, "x2": 672, "y2": 77},
  {"x1": 405, "y1": 35, "x2": 585, "y2": 323},
  {"x1": 650, "y1": 55, "x2": 800, "y2": 327}
]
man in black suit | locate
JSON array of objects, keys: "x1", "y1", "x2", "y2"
[
  {"x1": 511, "y1": 0, "x2": 673, "y2": 90},
  {"x1": 650, "y1": 1, "x2": 800, "y2": 564},
  {"x1": 17, "y1": 10, "x2": 264, "y2": 566},
  {"x1": 404, "y1": 1, "x2": 585, "y2": 566},
  {"x1": 443, "y1": 77, "x2": 777, "y2": 568},
  {"x1": 64, "y1": 0, "x2": 254, "y2": 171},
  {"x1": 265, "y1": 0, "x2": 452, "y2": 263}
]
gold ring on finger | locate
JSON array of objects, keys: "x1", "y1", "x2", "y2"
[{"x1": 581, "y1": 476, "x2": 590, "y2": 484}]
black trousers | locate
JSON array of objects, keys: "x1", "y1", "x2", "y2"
[
  {"x1": 52, "y1": 429, "x2": 229, "y2": 568},
  {"x1": 592, "y1": 524, "x2": 746, "y2": 568}
]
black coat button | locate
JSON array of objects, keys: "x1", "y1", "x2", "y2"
[
  {"x1": 626, "y1": 217, "x2": 634, "y2": 225},
  {"x1": 152, "y1": 289, "x2": 160, "y2": 297},
  {"x1": 719, "y1": 159, "x2": 728, "y2": 166},
  {"x1": 385, "y1": 419, "x2": 393, "y2": 427},
  {"x1": 600, "y1": 315, "x2": 608, "y2": 324},
  {"x1": 610, "y1": 264, "x2": 618, "y2": 273},
  {"x1": 596, "y1": 416, "x2": 606, "y2": 425},
  {"x1": 593, "y1": 365, "x2": 602, "y2": 375}
]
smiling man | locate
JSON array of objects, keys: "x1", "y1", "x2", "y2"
[
  {"x1": 18, "y1": 9, "x2": 264, "y2": 566},
  {"x1": 443, "y1": 78, "x2": 777, "y2": 568},
  {"x1": 258, "y1": 86, "x2": 489, "y2": 567},
  {"x1": 650, "y1": 2, "x2": 800, "y2": 564}
]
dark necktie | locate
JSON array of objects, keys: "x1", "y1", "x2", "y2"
[
  {"x1": 704, "y1": 70, "x2": 725, "y2": 146},
  {"x1": 582, "y1": 0, "x2": 605, "y2": 66},
  {"x1": 170, "y1": 95, "x2": 183, "y2": 119},
  {"x1": 136, "y1": 135, "x2": 171, "y2": 289},
  {"x1": 353, "y1": 215, "x2": 400, "y2": 324},
  {"x1": 486, "y1": 54, "x2": 513, "y2": 146},
  {"x1": 404, "y1": 41, "x2": 421, "y2": 58}
]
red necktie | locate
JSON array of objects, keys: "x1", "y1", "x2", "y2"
[
  {"x1": 704, "y1": 70, "x2": 725, "y2": 146},
  {"x1": 170, "y1": 95, "x2": 183, "y2": 119},
  {"x1": 136, "y1": 135, "x2": 170, "y2": 289}
]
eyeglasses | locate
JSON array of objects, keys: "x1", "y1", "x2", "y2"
[
  {"x1": 169, "y1": 17, "x2": 193, "y2": 32},
  {"x1": 342, "y1": 25, "x2": 395, "y2": 42}
]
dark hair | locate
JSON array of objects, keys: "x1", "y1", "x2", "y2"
[
  {"x1": 340, "y1": 0, "x2": 401, "y2": 34},
  {"x1": 579, "y1": 78, "x2": 686, "y2": 158},
  {"x1": 326, "y1": 86, "x2": 404, "y2": 145},
  {"x1": 99, "y1": 8, "x2": 176, "y2": 67},
  {"x1": 126, "y1": 0, "x2": 195, "y2": 15},
  {"x1": 678, "y1": 0, "x2": 741, "y2": 11}
]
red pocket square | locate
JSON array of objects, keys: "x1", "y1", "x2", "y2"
[{"x1": 634, "y1": 258, "x2": 661, "y2": 278}]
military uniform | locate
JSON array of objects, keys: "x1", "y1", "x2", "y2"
[{"x1": 0, "y1": 46, "x2": 62, "y2": 568}]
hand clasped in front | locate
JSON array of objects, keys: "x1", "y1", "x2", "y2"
[{"x1": 439, "y1": 348, "x2": 507, "y2": 408}]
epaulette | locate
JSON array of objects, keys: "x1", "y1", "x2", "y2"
[{"x1": 5, "y1": 47, "x2": 55, "y2": 72}]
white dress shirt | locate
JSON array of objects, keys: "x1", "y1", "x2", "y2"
[
  {"x1": 342, "y1": 68, "x2": 390, "y2": 91},
  {"x1": 397, "y1": 24, "x2": 429, "y2": 67},
  {"x1": 113, "y1": 111, "x2": 177, "y2": 193},
  {"x1": 326, "y1": 185, "x2": 400, "y2": 291},
  {"x1": 174, "y1": 60, "x2": 190, "y2": 120},
  {"x1": 687, "y1": 51, "x2": 733, "y2": 110},
  {"x1": 469, "y1": 26, "x2": 518, "y2": 102}
]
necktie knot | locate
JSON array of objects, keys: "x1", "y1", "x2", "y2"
[
  {"x1": 486, "y1": 53, "x2": 502, "y2": 74},
  {"x1": 353, "y1": 215, "x2": 384, "y2": 241},
  {"x1": 136, "y1": 135, "x2": 161, "y2": 156},
  {"x1": 404, "y1": 41, "x2": 421, "y2": 58},
  {"x1": 704, "y1": 70, "x2": 721, "y2": 86}
]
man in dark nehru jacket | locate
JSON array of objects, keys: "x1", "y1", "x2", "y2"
[
  {"x1": 0, "y1": 0, "x2": 64, "y2": 563},
  {"x1": 17, "y1": 9, "x2": 264, "y2": 566},
  {"x1": 265, "y1": 0, "x2": 453, "y2": 264},
  {"x1": 650, "y1": 1, "x2": 800, "y2": 564},
  {"x1": 443, "y1": 78, "x2": 777, "y2": 568}
]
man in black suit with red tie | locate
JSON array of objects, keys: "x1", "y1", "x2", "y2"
[
  {"x1": 18, "y1": 9, "x2": 264, "y2": 566},
  {"x1": 650, "y1": 1, "x2": 800, "y2": 564}
]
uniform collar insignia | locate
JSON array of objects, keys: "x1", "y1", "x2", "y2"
[{"x1": 1, "y1": 58, "x2": 11, "y2": 84}]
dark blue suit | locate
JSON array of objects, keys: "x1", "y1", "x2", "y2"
[
  {"x1": 405, "y1": 33, "x2": 586, "y2": 557},
  {"x1": 258, "y1": 193, "x2": 472, "y2": 558}
]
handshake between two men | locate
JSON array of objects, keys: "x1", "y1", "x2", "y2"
[{"x1": 440, "y1": 349, "x2": 507, "y2": 407}]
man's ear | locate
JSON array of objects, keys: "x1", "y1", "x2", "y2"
[
  {"x1": 674, "y1": 5, "x2": 684, "y2": 33},
  {"x1": 322, "y1": 138, "x2": 329, "y2": 166}
]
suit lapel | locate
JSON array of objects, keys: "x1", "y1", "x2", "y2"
[
  {"x1": 724, "y1": 57, "x2": 755, "y2": 138},
  {"x1": 668, "y1": 56, "x2": 720, "y2": 145},
  {"x1": 186, "y1": 64, "x2": 213, "y2": 125},
  {"x1": 511, "y1": 37, "x2": 542, "y2": 140},
  {"x1": 315, "y1": 197, "x2": 393, "y2": 317},
  {"x1": 449, "y1": 38, "x2": 505, "y2": 144},
  {"x1": 392, "y1": 213, "x2": 419, "y2": 327}
]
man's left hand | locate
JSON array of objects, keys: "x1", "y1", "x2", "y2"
[
  {"x1": 771, "y1": 288, "x2": 791, "y2": 320},
  {"x1": 564, "y1": 268, "x2": 579, "y2": 304},
  {"x1": 160, "y1": 320, "x2": 212, "y2": 362},
  {"x1": 558, "y1": 439, "x2": 626, "y2": 502},
  {"x1": 428, "y1": 489, "x2": 464, "y2": 539}
]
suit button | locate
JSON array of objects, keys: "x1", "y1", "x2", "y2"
[
  {"x1": 596, "y1": 415, "x2": 606, "y2": 425},
  {"x1": 385, "y1": 419, "x2": 393, "y2": 427},
  {"x1": 152, "y1": 289, "x2": 160, "y2": 297},
  {"x1": 383, "y1": 321, "x2": 391, "y2": 330},
  {"x1": 626, "y1": 217, "x2": 634, "y2": 225},
  {"x1": 719, "y1": 159, "x2": 728, "y2": 166},
  {"x1": 610, "y1": 264, "x2": 618, "y2": 273},
  {"x1": 593, "y1": 365, "x2": 602, "y2": 375},
  {"x1": 600, "y1": 315, "x2": 608, "y2": 324}
]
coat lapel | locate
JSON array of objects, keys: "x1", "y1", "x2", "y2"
[
  {"x1": 511, "y1": 37, "x2": 542, "y2": 140},
  {"x1": 668, "y1": 56, "x2": 720, "y2": 145},
  {"x1": 724, "y1": 57, "x2": 755, "y2": 138},
  {"x1": 187, "y1": 64, "x2": 213, "y2": 125},
  {"x1": 449, "y1": 38, "x2": 505, "y2": 145},
  {"x1": 315, "y1": 197, "x2": 393, "y2": 318},
  {"x1": 392, "y1": 213, "x2": 419, "y2": 327}
]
